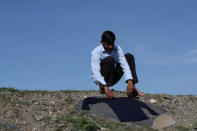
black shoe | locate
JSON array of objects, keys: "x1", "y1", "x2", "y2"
[{"x1": 127, "y1": 88, "x2": 139, "y2": 98}]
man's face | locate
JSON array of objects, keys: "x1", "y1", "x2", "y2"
[{"x1": 101, "y1": 41, "x2": 114, "y2": 53}]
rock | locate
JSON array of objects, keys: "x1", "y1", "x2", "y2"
[
  {"x1": 172, "y1": 99, "x2": 177, "y2": 104},
  {"x1": 34, "y1": 115, "x2": 44, "y2": 121},
  {"x1": 150, "y1": 99, "x2": 157, "y2": 104},
  {"x1": 100, "y1": 127, "x2": 108, "y2": 131},
  {"x1": 161, "y1": 94, "x2": 173, "y2": 100},
  {"x1": 76, "y1": 97, "x2": 166, "y2": 127},
  {"x1": 58, "y1": 123, "x2": 65, "y2": 127},
  {"x1": 51, "y1": 115, "x2": 57, "y2": 121},
  {"x1": 41, "y1": 123, "x2": 46, "y2": 126},
  {"x1": 34, "y1": 102, "x2": 39, "y2": 105},
  {"x1": 152, "y1": 113, "x2": 175, "y2": 130},
  {"x1": 51, "y1": 101, "x2": 55, "y2": 104},
  {"x1": 28, "y1": 99, "x2": 33, "y2": 104}
]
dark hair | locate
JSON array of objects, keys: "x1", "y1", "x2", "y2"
[{"x1": 101, "y1": 30, "x2": 116, "y2": 45}]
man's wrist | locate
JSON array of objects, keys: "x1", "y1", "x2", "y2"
[
  {"x1": 104, "y1": 86, "x2": 111, "y2": 94},
  {"x1": 127, "y1": 80, "x2": 134, "y2": 88},
  {"x1": 104, "y1": 86, "x2": 108, "y2": 90},
  {"x1": 98, "y1": 83, "x2": 106, "y2": 88}
]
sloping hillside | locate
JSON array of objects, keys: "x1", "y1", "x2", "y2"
[{"x1": 0, "y1": 87, "x2": 197, "y2": 131}]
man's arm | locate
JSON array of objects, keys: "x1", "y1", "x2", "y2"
[
  {"x1": 91, "y1": 50, "x2": 106, "y2": 85},
  {"x1": 117, "y1": 46, "x2": 133, "y2": 82},
  {"x1": 117, "y1": 46, "x2": 135, "y2": 95},
  {"x1": 91, "y1": 50, "x2": 114, "y2": 99},
  {"x1": 127, "y1": 80, "x2": 134, "y2": 96}
]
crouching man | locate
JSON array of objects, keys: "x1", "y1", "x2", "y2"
[{"x1": 91, "y1": 30, "x2": 144, "y2": 99}]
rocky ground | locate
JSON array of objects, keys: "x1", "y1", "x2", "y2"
[{"x1": 0, "y1": 87, "x2": 197, "y2": 131}]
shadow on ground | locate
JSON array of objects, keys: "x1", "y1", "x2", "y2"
[{"x1": 76, "y1": 97, "x2": 166, "y2": 127}]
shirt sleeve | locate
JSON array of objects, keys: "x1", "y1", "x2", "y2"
[
  {"x1": 117, "y1": 46, "x2": 133, "y2": 81},
  {"x1": 91, "y1": 50, "x2": 106, "y2": 85}
]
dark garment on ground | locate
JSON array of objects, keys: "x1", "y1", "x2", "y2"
[{"x1": 100, "y1": 53, "x2": 138, "y2": 87}]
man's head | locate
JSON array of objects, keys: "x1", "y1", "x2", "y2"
[{"x1": 101, "y1": 30, "x2": 116, "y2": 53}]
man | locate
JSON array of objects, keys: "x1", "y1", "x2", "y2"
[{"x1": 91, "y1": 31, "x2": 144, "y2": 99}]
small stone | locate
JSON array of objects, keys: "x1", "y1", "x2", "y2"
[
  {"x1": 101, "y1": 127, "x2": 108, "y2": 131},
  {"x1": 161, "y1": 94, "x2": 173, "y2": 100},
  {"x1": 150, "y1": 99, "x2": 157, "y2": 104},
  {"x1": 59, "y1": 124, "x2": 65, "y2": 127},
  {"x1": 163, "y1": 102, "x2": 169, "y2": 107},
  {"x1": 51, "y1": 101, "x2": 55, "y2": 104},
  {"x1": 41, "y1": 123, "x2": 45, "y2": 126},
  {"x1": 51, "y1": 115, "x2": 57, "y2": 121},
  {"x1": 172, "y1": 99, "x2": 177, "y2": 104},
  {"x1": 34, "y1": 115, "x2": 44, "y2": 121},
  {"x1": 52, "y1": 108, "x2": 56, "y2": 112},
  {"x1": 28, "y1": 99, "x2": 33, "y2": 104}
]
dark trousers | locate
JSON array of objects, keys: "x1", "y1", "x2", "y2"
[{"x1": 100, "y1": 53, "x2": 138, "y2": 87}]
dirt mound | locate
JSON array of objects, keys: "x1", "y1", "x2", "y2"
[{"x1": 0, "y1": 87, "x2": 197, "y2": 130}]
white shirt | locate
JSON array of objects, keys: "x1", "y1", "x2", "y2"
[{"x1": 91, "y1": 44, "x2": 133, "y2": 85}]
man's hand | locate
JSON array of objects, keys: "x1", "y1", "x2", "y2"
[
  {"x1": 127, "y1": 80, "x2": 134, "y2": 96},
  {"x1": 104, "y1": 86, "x2": 114, "y2": 99}
]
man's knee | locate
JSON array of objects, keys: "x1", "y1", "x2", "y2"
[
  {"x1": 100, "y1": 56, "x2": 115, "y2": 83},
  {"x1": 101, "y1": 56, "x2": 115, "y2": 65},
  {"x1": 125, "y1": 53, "x2": 135, "y2": 61}
]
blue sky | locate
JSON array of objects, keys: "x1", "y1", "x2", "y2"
[{"x1": 1, "y1": 0, "x2": 197, "y2": 95}]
